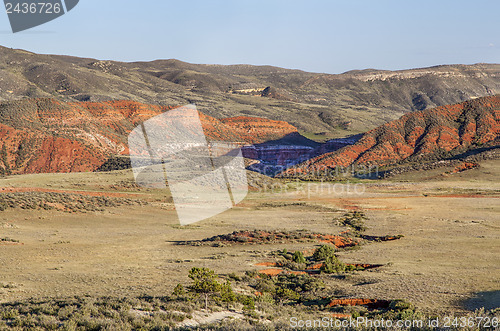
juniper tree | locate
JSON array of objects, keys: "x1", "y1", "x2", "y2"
[{"x1": 188, "y1": 267, "x2": 222, "y2": 310}]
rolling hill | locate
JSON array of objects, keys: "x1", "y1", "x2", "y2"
[{"x1": 1, "y1": 46, "x2": 499, "y2": 136}]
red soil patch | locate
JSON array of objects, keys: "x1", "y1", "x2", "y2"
[
  {"x1": 331, "y1": 313, "x2": 352, "y2": 319},
  {"x1": 258, "y1": 269, "x2": 307, "y2": 277},
  {"x1": 259, "y1": 269, "x2": 283, "y2": 276},
  {"x1": 306, "y1": 263, "x2": 324, "y2": 270},
  {"x1": 315, "y1": 234, "x2": 356, "y2": 248}
]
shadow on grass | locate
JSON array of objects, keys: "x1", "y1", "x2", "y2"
[{"x1": 463, "y1": 290, "x2": 500, "y2": 311}]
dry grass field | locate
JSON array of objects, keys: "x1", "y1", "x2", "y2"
[{"x1": 0, "y1": 160, "x2": 498, "y2": 328}]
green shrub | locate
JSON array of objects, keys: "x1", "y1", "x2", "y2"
[
  {"x1": 345, "y1": 264, "x2": 364, "y2": 272},
  {"x1": 321, "y1": 256, "x2": 345, "y2": 274},
  {"x1": 1, "y1": 309, "x2": 18, "y2": 319},
  {"x1": 338, "y1": 211, "x2": 367, "y2": 233},
  {"x1": 275, "y1": 273, "x2": 324, "y2": 294},
  {"x1": 255, "y1": 278, "x2": 276, "y2": 294},
  {"x1": 237, "y1": 295, "x2": 255, "y2": 311},
  {"x1": 220, "y1": 281, "x2": 236, "y2": 304},
  {"x1": 313, "y1": 245, "x2": 336, "y2": 261},
  {"x1": 292, "y1": 251, "x2": 306, "y2": 264},
  {"x1": 275, "y1": 288, "x2": 300, "y2": 303},
  {"x1": 389, "y1": 299, "x2": 414, "y2": 311},
  {"x1": 172, "y1": 284, "x2": 185, "y2": 297},
  {"x1": 255, "y1": 292, "x2": 275, "y2": 304}
]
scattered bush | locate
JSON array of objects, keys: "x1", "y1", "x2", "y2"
[
  {"x1": 255, "y1": 278, "x2": 276, "y2": 294},
  {"x1": 275, "y1": 287, "x2": 300, "y2": 303},
  {"x1": 313, "y1": 245, "x2": 336, "y2": 261},
  {"x1": 238, "y1": 295, "x2": 255, "y2": 311},
  {"x1": 321, "y1": 255, "x2": 346, "y2": 274},
  {"x1": 0, "y1": 192, "x2": 146, "y2": 213},
  {"x1": 389, "y1": 299, "x2": 414, "y2": 311},
  {"x1": 219, "y1": 281, "x2": 237, "y2": 306},
  {"x1": 337, "y1": 211, "x2": 367, "y2": 233},
  {"x1": 292, "y1": 251, "x2": 306, "y2": 264},
  {"x1": 172, "y1": 284, "x2": 185, "y2": 297}
]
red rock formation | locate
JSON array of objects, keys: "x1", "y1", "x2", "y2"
[
  {"x1": 220, "y1": 116, "x2": 298, "y2": 143},
  {"x1": 281, "y1": 95, "x2": 500, "y2": 176},
  {"x1": 0, "y1": 98, "x2": 303, "y2": 174},
  {"x1": 452, "y1": 162, "x2": 480, "y2": 173}
]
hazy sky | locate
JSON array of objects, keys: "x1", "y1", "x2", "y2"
[{"x1": 1, "y1": 0, "x2": 499, "y2": 74}]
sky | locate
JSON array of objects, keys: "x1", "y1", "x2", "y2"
[{"x1": 0, "y1": 0, "x2": 499, "y2": 74}]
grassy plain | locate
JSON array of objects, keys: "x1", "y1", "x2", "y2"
[{"x1": 0, "y1": 161, "x2": 498, "y2": 324}]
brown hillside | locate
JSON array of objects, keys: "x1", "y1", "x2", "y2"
[
  {"x1": 1, "y1": 46, "x2": 499, "y2": 134},
  {"x1": 280, "y1": 95, "x2": 500, "y2": 176}
]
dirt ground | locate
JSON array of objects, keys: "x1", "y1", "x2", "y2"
[{"x1": 0, "y1": 161, "x2": 498, "y2": 315}]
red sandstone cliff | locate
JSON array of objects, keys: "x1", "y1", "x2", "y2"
[
  {"x1": 0, "y1": 99, "x2": 301, "y2": 174},
  {"x1": 281, "y1": 95, "x2": 500, "y2": 176}
]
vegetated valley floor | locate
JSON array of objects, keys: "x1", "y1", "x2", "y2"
[{"x1": 0, "y1": 160, "x2": 498, "y2": 317}]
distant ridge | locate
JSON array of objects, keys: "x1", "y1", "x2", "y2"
[{"x1": 1, "y1": 45, "x2": 499, "y2": 134}]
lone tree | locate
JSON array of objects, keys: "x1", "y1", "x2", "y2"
[{"x1": 188, "y1": 267, "x2": 222, "y2": 310}]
